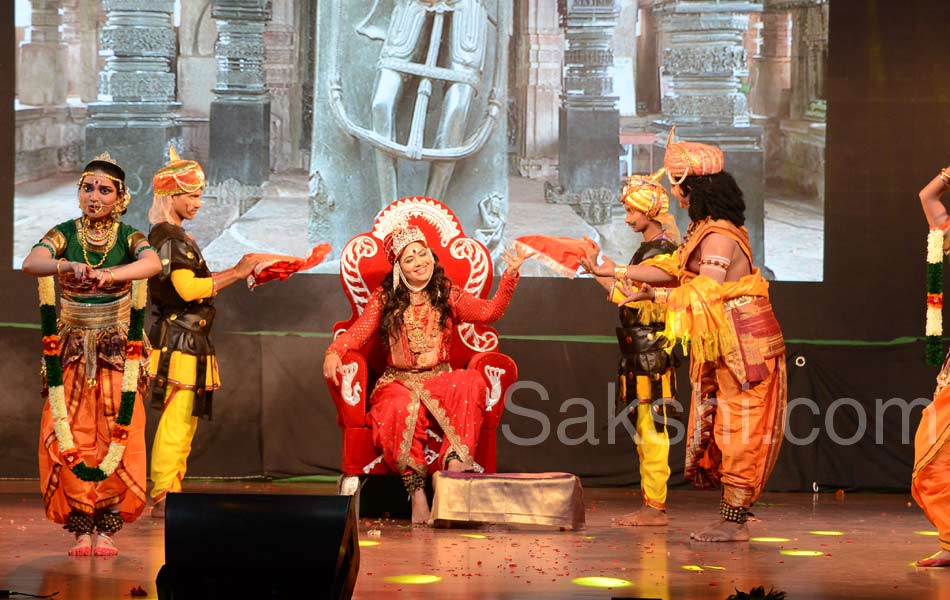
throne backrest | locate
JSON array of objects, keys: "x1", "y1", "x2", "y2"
[{"x1": 333, "y1": 197, "x2": 501, "y2": 372}]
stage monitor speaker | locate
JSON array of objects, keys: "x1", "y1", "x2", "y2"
[{"x1": 156, "y1": 493, "x2": 359, "y2": 600}]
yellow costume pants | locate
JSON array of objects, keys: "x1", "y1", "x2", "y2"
[
  {"x1": 150, "y1": 386, "x2": 199, "y2": 501},
  {"x1": 634, "y1": 402, "x2": 671, "y2": 510},
  {"x1": 148, "y1": 349, "x2": 216, "y2": 502}
]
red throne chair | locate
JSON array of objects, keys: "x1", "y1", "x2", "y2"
[{"x1": 325, "y1": 197, "x2": 518, "y2": 496}]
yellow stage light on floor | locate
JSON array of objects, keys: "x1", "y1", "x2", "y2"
[
  {"x1": 780, "y1": 550, "x2": 824, "y2": 557},
  {"x1": 702, "y1": 565, "x2": 726, "y2": 570},
  {"x1": 751, "y1": 537, "x2": 791, "y2": 543},
  {"x1": 915, "y1": 531, "x2": 940, "y2": 536},
  {"x1": 572, "y1": 576, "x2": 633, "y2": 588},
  {"x1": 809, "y1": 530, "x2": 843, "y2": 536},
  {"x1": 460, "y1": 534, "x2": 487, "y2": 539},
  {"x1": 682, "y1": 565, "x2": 704, "y2": 572},
  {"x1": 384, "y1": 574, "x2": 442, "y2": 584},
  {"x1": 358, "y1": 540, "x2": 380, "y2": 547}
]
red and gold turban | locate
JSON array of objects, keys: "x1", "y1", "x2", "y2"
[
  {"x1": 152, "y1": 146, "x2": 206, "y2": 197},
  {"x1": 383, "y1": 221, "x2": 427, "y2": 264},
  {"x1": 621, "y1": 168, "x2": 670, "y2": 219},
  {"x1": 663, "y1": 126, "x2": 725, "y2": 185}
]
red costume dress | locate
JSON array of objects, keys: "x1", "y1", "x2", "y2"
[{"x1": 327, "y1": 271, "x2": 519, "y2": 478}]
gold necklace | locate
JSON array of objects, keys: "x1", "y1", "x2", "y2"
[
  {"x1": 77, "y1": 218, "x2": 119, "y2": 268},
  {"x1": 403, "y1": 298, "x2": 438, "y2": 354}
]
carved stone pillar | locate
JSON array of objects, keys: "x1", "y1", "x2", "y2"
[
  {"x1": 654, "y1": 0, "x2": 761, "y2": 127},
  {"x1": 177, "y1": 0, "x2": 217, "y2": 118},
  {"x1": 785, "y1": 0, "x2": 827, "y2": 121},
  {"x1": 545, "y1": 0, "x2": 621, "y2": 225},
  {"x1": 208, "y1": 0, "x2": 272, "y2": 188},
  {"x1": 749, "y1": 4, "x2": 790, "y2": 118},
  {"x1": 85, "y1": 0, "x2": 181, "y2": 232},
  {"x1": 62, "y1": 0, "x2": 100, "y2": 102},
  {"x1": 636, "y1": 0, "x2": 661, "y2": 115},
  {"x1": 653, "y1": 0, "x2": 766, "y2": 268},
  {"x1": 512, "y1": 0, "x2": 561, "y2": 179},
  {"x1": 773, "y1": 0, "x2": 827, "y2": 206},
  {"x1": 265, "y1": 1, "x2": 302, "y2": 172},
  {"x1": 613, "y1": 0, "x2": 638, "y2": 115},
  {"x1": 18, "y1": 0, "x2": 68, "y2": 106}
]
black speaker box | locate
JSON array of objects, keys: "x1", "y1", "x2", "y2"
[{"x1": 156, "y1": 493, "x2": 359, "y2": 600}]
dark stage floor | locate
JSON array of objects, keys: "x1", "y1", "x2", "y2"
[{"x1": 0, "y1": 480, "x2": 947, "y2": 599}]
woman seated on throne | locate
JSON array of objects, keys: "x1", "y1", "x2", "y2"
[{"x1": 322, "y1": 222, "x2": 530, "y2": 524}]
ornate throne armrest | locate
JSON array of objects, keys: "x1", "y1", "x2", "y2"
[
  {"x1": 467, "y1": 351, "x2": 518, "y2": 429},
  {"x1": 324, "y1": 349, "x2": 370, "y2": 428}
]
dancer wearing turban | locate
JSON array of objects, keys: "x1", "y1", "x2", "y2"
[
  {"x1": 589, "y1": 169, "x2": 681, "y2": 526},
  {"x1": 582, "y1": 129, "x2": 787, "y2": 542},
  {"x1": 146, "y1": 147, "x2": 262, "y2": 518}
]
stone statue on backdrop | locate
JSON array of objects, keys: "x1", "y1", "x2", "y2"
[{"x1": 346, "y1": 0, "x2": 494, "y2": 205}]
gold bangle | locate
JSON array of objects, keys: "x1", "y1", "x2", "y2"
[
  {"x1": 613, "y1": 266, "x2": 627, "y2": 280},
  {"x1": 940, "y1": 169, "x2": 950, "y2": 187},
  {"x1": 107, "y1": 269, "x2": 115, "y2": 285},
  {"x1": 653, "y1": 287, "x2": 669, "y2": 304},
  {"x1": 56, "y1": 259, "x2": 66, "y2": 276}
]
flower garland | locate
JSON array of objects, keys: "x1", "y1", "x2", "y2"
[
  {"x1": 927, "y1": 226, "x2": 947, "y2": 366},
  {"x1": 39, "y1": 276, "x2": 147, "y2": 482}
]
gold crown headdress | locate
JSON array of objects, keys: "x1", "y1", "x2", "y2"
[
  {"x1": 383, "y1": 220, "x2": 430, "y2": 292},
  {"x1": 383, "y1": 220, "x2": 428, "y2": 265}
]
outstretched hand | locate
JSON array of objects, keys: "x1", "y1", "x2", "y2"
[
  {"x1": 233, "y1": 254, "x2": 264, "y2": 279},
  {"x1": 502, "y1": 245, "x2": 535, "y2": 274},
  {"x1": 578, "y1": 236, "x2": 614, "y2": 277}
]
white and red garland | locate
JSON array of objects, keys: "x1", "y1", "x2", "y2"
[
  {"x1": 39, "y1": 276, "x2": 147, "y2": 481},
  {"x1": 927, "y1": 226, "x2": 947, "y2": 366}
]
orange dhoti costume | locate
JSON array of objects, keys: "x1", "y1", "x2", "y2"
[
  {"x1": 649, "y1": 219, "x2": 787, "y2": 516},
  {"x1": 913, "y1": 368, "x2": 950, "y2": 551},
  {"x1": 33, "y1": 153, "x2": 152, "y2": 536}
]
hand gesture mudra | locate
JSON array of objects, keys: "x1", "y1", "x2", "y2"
[{"x1": 502, "y1": 245, "x2": 535, "y2": 274}]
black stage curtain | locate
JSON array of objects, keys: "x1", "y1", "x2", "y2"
[{"x1": 0, "y1": 328, "x2": 934, "y2": 492}]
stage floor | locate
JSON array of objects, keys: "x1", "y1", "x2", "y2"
[{"x1": 0, "y1": 480, "x2": 947, "y2": 599}]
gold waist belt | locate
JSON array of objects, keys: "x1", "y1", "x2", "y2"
[
  {"x1": 60, "y1": 294, "x2": 131, "y2": 330},
  {"x1": 378, "y1": 362, "x2": 452, "y2": 387},
  {"x1": 723, "y1": 295, "x2": 756, "y2": 312}
]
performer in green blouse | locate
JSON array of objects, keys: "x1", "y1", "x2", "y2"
[{"x1": 22, "y1": 152, "x2": 161, "y2": 556}]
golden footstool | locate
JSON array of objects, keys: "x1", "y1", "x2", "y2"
[{"x1": 431, "y1": 471, "x2": 585, "y2": 529}]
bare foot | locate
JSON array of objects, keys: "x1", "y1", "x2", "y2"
[
  {"x1": 150, "y1": 499, "x2": 165, "y2": 519},
  {"x1": 917, "y1": 550, "x2": 950, "y2": 567},
  {"x1": 615, "y1": 506, "x2": 668, "y2": 527},
  {"x1": 690, "y1": 519, "x2": 749, "y2": 542},
  {"x1": 410, "y1": 488, "x2": 431, "y2": 525},
  {"x1": 68, "y1": 533, "x2": 92, "y2": 556},
  {"x1": 93, "y1": 533, "x2": 118, "y2": 556}
]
